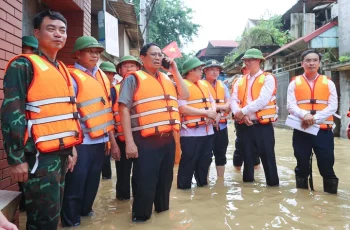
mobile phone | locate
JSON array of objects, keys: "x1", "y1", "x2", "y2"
[{"x1": 161, "y1": 58, "x2": 170, "y2": 69}]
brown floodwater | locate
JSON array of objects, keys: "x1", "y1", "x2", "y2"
[{"x1": 19, "y1": 125, "x2": 350, "y2": 229}]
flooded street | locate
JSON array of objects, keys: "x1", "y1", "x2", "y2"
[{"x1": 20, "y1": 125, "x2": 350, "y2": 229}]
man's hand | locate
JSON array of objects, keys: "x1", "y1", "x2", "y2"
[
  {"x1": 164, "y1": 57, "x2": 178, "y2": 73},
  {"x1": 302, "y1": 113, "x2": 315, "y2": 129},
  {"x1": 10, "y1": 163, "x2": 28, "y2": 183},
  {"x1": 0, "y1": 211, "x2": 18, "y2": 230},
  {"x1": 234, "y1": 110, "x2": 244, "y2": 121},
  {"x1": 347, "y1": 122, "x2": 350, "y2": 139},
  {"x1": 67, "y1": 155, "x2": 75, "y2": 173},
  {"x1": 224, "y1": 104, "x2": 231, "y2": 113},
  {"x1": 110, "y1": 142, "x2": 121, "y2": 161},
  {"x1": 214, "y1": 113, "x2": 221, "y2": 130},
  {"x1": 206, "y1": 110, "x2": 217, "y2": 120},
  {"x1": 243, "y1": 115, "x2": 253, "y2": 126},
  {"x1": 125, "y1": 141, "x2": 138, "y2": 159}
]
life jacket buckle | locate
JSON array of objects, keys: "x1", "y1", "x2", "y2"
[
  {"x1": 70, "y1": 96, "x2": 76, "y2": 104},
  {"x1": 166, "y1": 106, "x2": 173, "y2": 112},
  {"x1": 215, "y1": 99, "x2": 220, "y2": 103},
  {"x1": 169, "y1": 119, "x2": 176, "y2": 125},
  {"x1": 73, "y1": 112, "x2": 80, "y2": 119},
  {"x1": 101, "y1": 97, "x2": 106, "y2": 105},
  {"x1": 59, "y1": 138, "x2": 65, "y2": 150},
  {"x1": 310, "y1": 99, "x2": 316, "y2": 104},
  {"x1": 164, "y1": 94, "x2": 171, "y2": 100},
  {"x1": 310, "y1": 110, "x2": 316, "y2": 115},
  {"x1": 202, "y1": 98, "x2": 207, "y2": 102}
]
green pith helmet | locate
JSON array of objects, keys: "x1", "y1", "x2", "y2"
[
  {"x1": 100, "y1": 61, "x2": 117, "y2": 73},
  {"x1": 241, "y1": 48, "x2": 265, "y2": 60},
  {"x1": 241, "y1": 63, "x2": 247, "y2": 74},
  {"x1": 116, "y1": 55, "x2": 142, "y2": 71},
  {"x1": 71, "y1": 36, "x2": 105, "y2": 59},
  {"x1": 203, "y1": 59, "x2": 223, "y2": 71},
  {"x1": 182, "y1": 57, "x2": 204, "y2": 75},
  {"x1": 22, "y1": 36, "x2": 38, "y2": 49}
]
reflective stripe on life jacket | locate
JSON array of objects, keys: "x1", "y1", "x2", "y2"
[
  {"x1": 237, "y1": 72, "x2": 278, "y2": 124},
  {"x1": 5, "y1": 54, "x2": 83, "y2": 153},
  {"x1": 294, "y1": 75, "x2": 334, "y2": 129},
  {"x1": 206, "y1": 80, "x2": 229, "y2": 123},
  {"x1": 182, "y1": 79, "x2": 212, "y2": 128},
  {"x1": 131, "y1": 70, "x2": 180, "y2": 137},
  {"x1": 69, "y1": 68, "x2": 114, "y2": 138},
  {"x1": 111, "y1": 84, "x2": 124, "y2": 141}
]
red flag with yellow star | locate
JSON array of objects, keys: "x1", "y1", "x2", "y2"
[{"x1": 162, "y1": 41, "x2": 182, "y2": 59}]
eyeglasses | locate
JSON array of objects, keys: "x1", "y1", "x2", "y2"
[{"x1": 148, "y1": 52, "x2": 164, "y2": 58}]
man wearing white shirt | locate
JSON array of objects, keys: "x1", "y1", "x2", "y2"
[
  {"x1": 231, "y1": 48, "x2": 279, "y2": 186},
  {"x1": 287, "y1": 49, "x2": 338, "y2": 194}
]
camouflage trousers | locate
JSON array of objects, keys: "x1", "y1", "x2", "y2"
[{"x1": 24, "y1": 153, "x2": 68, "y2": 230}]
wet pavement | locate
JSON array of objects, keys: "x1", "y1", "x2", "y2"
[{"x1": 19, "y1": 125, "x2": 350, "y2": 229}]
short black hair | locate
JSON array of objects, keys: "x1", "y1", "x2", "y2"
[
  {"x1": 33, "y1": 10, "x2": 67, "y2": 29},
  {"x1": 301, "y1": 49, "x2": 322, "y2": 61},
  {"x1": 140, "y1": 43, "x2": 161, "y2": 56}
]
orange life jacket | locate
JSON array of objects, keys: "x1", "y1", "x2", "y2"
[
  {"x1": 237, "y1": 72, "x2": 277, "y2": 124},
  {"x1": 69, "y1": 67, "x2": 114, "y2": 138},
  {"x1": 182, "y1": 79, "x2": 212, "y2": 128},
  {"x1": 5, "y1": 54, "x2": 83, "y2": 153},
  {"x1": 231, "y1": 77, "x2": 239, "y2": 94},
  {"x1": 131, "y1": 70, "x2": 180, "y2": 137},
  {"x1": 206, "y1": 80, "x2": 229, "y2": 123},
  {"x1": 111, "y1": 84, "x2": 124, "y2": 141},
  {"x1": 294, "y1": 75, "x2": 334, "y2": 129}
]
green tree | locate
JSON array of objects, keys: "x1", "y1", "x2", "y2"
[
  {"x1": 224, "y1": 15, "x2": 292, "y2": 66},
  {"x1": 134, "y1": 0, "x2": 200, "y2": 48}
]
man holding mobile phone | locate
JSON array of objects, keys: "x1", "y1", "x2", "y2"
[{"x1": 118, "y1": 43, "x2": 189, "y2": 222}]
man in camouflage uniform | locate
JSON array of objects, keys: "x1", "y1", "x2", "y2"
[
  {"x1": 1, "y1": 10, "x2": 77, "y2": 230},
  {"x1": 18, "y1": 36, "x2": 38, "y2": 212},
  {"x1": 22, "y1": 36, "x2": 38, "y2": 54}
]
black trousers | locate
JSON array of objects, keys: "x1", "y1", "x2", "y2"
[
  {"x1": 237, "y1": 123, "x2": 279, "y2": 186},
  {"x1": 177, "y1": 135, "x2": 214, "y2": 189},
  {"x1": 115, "y1": 139, "x2": 133, "y2": 199},
  {"x1": 102, "y1": 155, "x2": 112, "y2": 178},
  {"x1": 212, "y1": 127, "x2": 229, "y2": 166},
  {"x1": 293, "y1": 129, "x2": 337, "y2": 179},
  {"x1": 233, "y1": 122, "x2": 260, "y2": 167},
  {"x1": 61, "y1": 143, "x2": 105, "y2": 227},
  {"x1": 132, "y1": 131, "x2": 175, "y2": 220}
]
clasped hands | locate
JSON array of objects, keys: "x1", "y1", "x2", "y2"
[{"x1": 234, "y1": 110, "x2": 253, "y2": 126}]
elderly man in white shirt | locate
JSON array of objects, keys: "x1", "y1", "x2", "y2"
[
  {"x1": 231, "y1": 48, "x2": 279, "y2": 186},
  {"x1": 287, "y1": 49, "x2": 338, "y2": 194}
]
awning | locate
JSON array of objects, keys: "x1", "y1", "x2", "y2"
[
  {"x1": 265, "y1": 21, "x2": 338, "y2": 59},
  {"x1": 91, "y1": 0, "x2": 144, "y2": 49}
]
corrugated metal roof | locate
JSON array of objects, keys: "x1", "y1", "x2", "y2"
[{"x1": 266, "y1": 20, "x2": 337, "y2": 59}]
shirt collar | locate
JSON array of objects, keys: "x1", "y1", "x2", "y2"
[
  {"x1": 36, "y1": 50, "x2": 59, "y2": 68},
  {"x1": 74, "y1": 62, "x2": 99, "y2": 77},
  {"x1": 303, "y1": 73, "x2": 320, "y2": 82},
  {"x1": 141, "y1": 67, "x2": 159, "y2": 79},
  {"x1": 248, "y1": 69, "x2": 263, "y2": 79}
]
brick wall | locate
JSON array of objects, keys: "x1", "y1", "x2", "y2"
[
  {"x1": 57, "y1": 0, "x2": 92, "y2": 64},
  {"x1": 0, "y1": 0, "x2": 22, "y2": 226}
]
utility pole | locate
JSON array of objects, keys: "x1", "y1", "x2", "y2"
[{"x1": 140, "y1": 0, "x2": 148, "y2": 43}]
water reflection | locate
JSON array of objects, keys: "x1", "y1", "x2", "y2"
[{"x1": 19, "y1": 126, "x2": 350, "y2": 229}]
